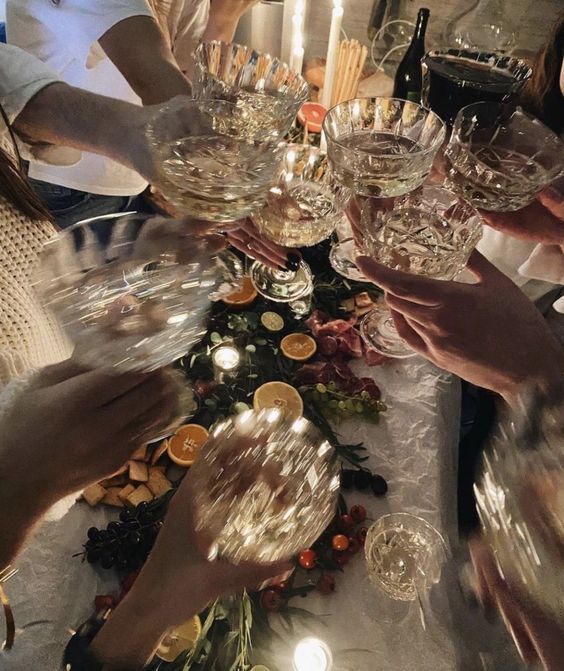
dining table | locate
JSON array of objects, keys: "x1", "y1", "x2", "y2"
[{"x1": 2, "y1": 355, "x2": 526, "y2": 671}]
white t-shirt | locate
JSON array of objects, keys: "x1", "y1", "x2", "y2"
[{"x1": 7, "y1": 0, "x2": 210, "y2": 197}]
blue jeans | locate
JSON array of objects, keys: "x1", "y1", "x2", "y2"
[{"x1": 30, "y1": 179, "x2": 154, "y2": 225}]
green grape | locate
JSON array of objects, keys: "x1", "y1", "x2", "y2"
[
  {"x1": 355, "y1": 402, "x2": 364, "y2": 413},
  {"x1": 338, "y1": 400, "x2": 346, "y2": 410},
  {"x1": 345, "y1": 399, "x2": 355, "y2": 411},
  {"x1": 312, "y1": 391, "x2": 321, "y2": 402},
  {"x1": 315, "y1": 383, "x2": 327, "y2": 394},
  {"x1": 361, "y1": 390, "x2": 370, "y2": 400},
  {"x1": 327, "y1": 381, "x2": 337, "y2": 391},
  {"x1": 329, "y1": 399, "x2": 339, "y2": 409}
]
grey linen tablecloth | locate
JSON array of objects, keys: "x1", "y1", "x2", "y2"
[{"x1": 1, "y1": 357, "x2": 524, "y2": 670}]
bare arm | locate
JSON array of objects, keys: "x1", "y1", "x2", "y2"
[
  {"x1": 201, "y1": 0, "x2": 259, "y2": 44},
  {"x1": 99, "y1": 16, "x2": 192, "y2": 104}
]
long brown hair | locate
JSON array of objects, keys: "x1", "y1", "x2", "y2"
[
  {"x1": 0, "y1": 104, "x2": 52, "y2": 222},
  {"x1": 521, "y1": 12, "x2": 564, "y2": 134}
]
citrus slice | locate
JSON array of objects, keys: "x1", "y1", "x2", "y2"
[
  {"x1": 156, "y1": 615, "x2": 201, "y2": 662},
  {"x1": 253, "y1": 381, "x2": 304, "y2": 419},
  {"x1": 167, "y1": 424, "x2": 209, "y2": 467},
  {"x1": 297, "y1": 102, "x2": 327, "y2": 134},
  {"x1": 280, "y1": 333, "x2": 317, "y2": 361},
  {"x1": 261, "y1": 311, "x2": 284, "y2": 332},
  {"x1": 222, "y1": 276, "x2": 257, "y2": 307}
]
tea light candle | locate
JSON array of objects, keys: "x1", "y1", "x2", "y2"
[
  {"x1": 321, "y1": 0, "x2": 344, "y2": 109},
  {"x1": 293, "y1": 637, "x2": 333, "y2": 671},
  {"x1": 212, "y1": 345, "x2": 240, "y2": 378}
]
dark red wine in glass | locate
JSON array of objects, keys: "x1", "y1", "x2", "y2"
[{"x1": 422, "y1": 49, "x2": 532, "y2": 125}]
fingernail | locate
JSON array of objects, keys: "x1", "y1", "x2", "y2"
[{"x1": 286, "y1": 252, "x2": 300, "y2": 271}]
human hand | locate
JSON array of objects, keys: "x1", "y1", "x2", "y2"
[
  {"x1": 0, "y1": 361, "x2": 181, "y2": 505},
  {"x1": 345, "y1": 195, "x2": 395, "y2": 246},
  {"x1": 209, "y1": 0, "x2": 260, "y2": 18},
  {"x1": 91, "y1": 467, "x2": 291, "y2": 669},
  {"x1": 226, "y1": 218, "x2": 289, "y2": 270},
  {"x1": 479, "y1": 187, "x2": 564, "y2": 246},
  {"x1": 133, "y1": 215, "x2": 226, "y2": 264},
  {"x1": 356, "y1": 251, "x2": 564, "y2": 402},
  {"x1": 469, "y1": 537, "x2": 564, "y2": 670}
]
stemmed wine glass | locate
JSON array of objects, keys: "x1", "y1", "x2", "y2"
[
  {"x1": 190, "y1": 408, "x2": 341, "y2": 564},
  {"x1": 364, "y1": 513, "x2": 448, "y2": 629},
  {"x1": 358, "y1": 184, "x2": 483, "y2": 358},
  {"x1": 322, "y1": 97, "x2": 446, "y2": 281},
  {"x1": 475, "y1": 385, "x2": 564, "y2": 627},
  {"x1": 249, "y1": 143, "x2": 350, "y2": 302},
  {"x1": 444, "y1": 101, "x2": 563, "y2": 211}
]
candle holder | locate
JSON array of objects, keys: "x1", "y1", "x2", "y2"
[
  {"x1": 212, "y1": 343, "x2": 241, "y2": 383},
  {"x1": 293, "y1": 637, "x2": 333, "y2": 671}
]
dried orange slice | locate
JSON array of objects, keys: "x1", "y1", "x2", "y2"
[
  {"x1": 167, "y1": 424, "x2": 209, "y2": 467},
  {"x1": 253, "y1": 381, "x2": 303, "y2": 419},
  {"x1": 280, "y1": 333, "x2": 317, "y2": 361},
  {"x1": 297, "y1": 102, "x2": 327, "y2": 134},
  {"x1": 156, "y1": 615, "x2": 201, "y2": 662},
  {"x1": 222, "y1": 276, "x2": 257, "y2": 307}
]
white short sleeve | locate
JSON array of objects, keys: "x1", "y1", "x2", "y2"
[
  {"x1": 171, "y1": 0, "x2": 210, "y2": 73},
  {"x1": 0, "y1": 44, "x2": 59, "y2": 123},
  {"x1": 7, "y1": 0, "x2": 155, "y2": 66}
]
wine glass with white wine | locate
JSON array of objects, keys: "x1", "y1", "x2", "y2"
[
  {"x1": 249, "y1": 143, "x2": 350, "y2": 302},
  {"x1": 323, "y1": 97, "x2": 446, "y2": 281}
]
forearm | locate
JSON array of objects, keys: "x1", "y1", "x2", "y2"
[
  {"x1": 202, "y1": 1, "x2": 250, "y2": 43},
  {"x1": 13, "y1": 83, "x2": 148, "y2": 176},
  {"x1": 0, "y1": 463, "x2": 53, "y2": 568}
]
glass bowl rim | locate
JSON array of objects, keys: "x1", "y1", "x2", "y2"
[
  {"x1": 322, "y1": 96, "x2": 446, "y2": 159},
  {"x1": 194, "y1": 39, "x2": 310, "y2": 102},
  {"x1": 422, "y1": 48, "x2": 533, "y2": 81},
  {"x1": 450, "y1": 101, "x2": 564, "y2": 184}
]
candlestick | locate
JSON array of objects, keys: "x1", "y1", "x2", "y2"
[
  {"x1": 293, "y1": 637, "x2": 333, "y2": 671},
  {"x1": 321, "y1": 0, "x2": 344, "y2": 109},
  {"x1": 289, "y1": 0, "x2": 306, "y2": 73}
]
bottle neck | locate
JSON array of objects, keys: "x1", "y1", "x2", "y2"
[{"x1": 410, "y1": 10, "x2": 429, "y2": 47}]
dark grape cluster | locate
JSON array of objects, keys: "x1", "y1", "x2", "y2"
[
  {"x1": 82, "y1": 493, "x2": 173, "y2": 572},
  {"x1": 341, "y1": 468, "x2": 388, "y2": 497}
]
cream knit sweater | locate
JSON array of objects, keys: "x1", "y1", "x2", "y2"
[{"x1": 0, "y1": 195, "x2": 71, "y2": 386}]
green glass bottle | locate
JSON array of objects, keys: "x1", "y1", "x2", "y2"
[{"x1": 392, "y1": 7, "x2": 430, "y2": 103}]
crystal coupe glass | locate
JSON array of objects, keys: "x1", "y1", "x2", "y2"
[
  {"x1": 193, "y1": 41, "x2": 309, "y2": 141},
  {"x1": 250, "y1": 143, "x2": 350, "y2": 302},
  {"x1": 34, "y1": 212, "x2": 242, "y2": 372},
  {"x1": 157, "y1": 99, "x2": 284, "y2": 223},
  {"x1": 444, "y1": 101, "x2": 563, "y2": 211},
  {"x1": 323, "y1": 97, "x2": 445, "y2": 281},
  {"x1": 476, "y1": 386, "x2": 564, "y2": 626},
  {"x1": 359, "y1": 184, "x2": 483, "y2": 358},
  {"x1": 190, "y1": 409, "x2": 341, "y2": 564}
]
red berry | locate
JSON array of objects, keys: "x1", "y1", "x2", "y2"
[
  {"x1": 350, "y1": 504, "x2": 367, "y2": 523},
  {"x1": 332, "y1": 534, "x2": 350, "y2": 552},
  {"x1": 94, "y1": 595, "x2": 114, "y2": 612},
  {"x1": 357, "y1": 526, "x2": 368, "y2": 545},
  {"x1": 298, "y1": 548, "x2": 317, "y2": 570},
  {"x1": 317, "y1": 574, "x2": 336, "y2": 595},
  {"x1": 347, "y1": 536, "x2": 361, "y2": 554},
  {"x1": 336, "y1": 514, "x2": 355, "y2": 533},
  {"x1": 260, "y1": 588, "x2": 285, "y2": 613},
  {"x1": 332, "y1": 550, "x2": 350, "y2": 566}
]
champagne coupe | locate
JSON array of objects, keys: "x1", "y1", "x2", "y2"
[
  {"x1": 359, "y1": 184, "x2": 483, "y2": 358},
  {"x1": 444, "y1": 102, "x2": 563, "y2": 211},
  {"x1": 250, "y1": 143, "x2": 350, "y2": 302},
  {"x1": 421, "y1": 49, "x2": 531, "y2": 125},
  {"x1": 194, "y1": 41, "x2": 309, "y2": 141},
  {"x1": 34, "y1": 212, "x2": 243, "y2": 372},
  {"x1": 476, "y1": 385, "x2": 564, "y2": 626},
  {"x1": 323, "y1": 97, "x2": 445, "y2": 281},
  {"x1": 157, "y1": 99, "x2": 284, "y2": 223},
  {"x1": 190, "y1": 409, "x2": 341, "y2": 564},
  {"x1": 365, "y1": 513, "x2": 448, "y2": 603}
]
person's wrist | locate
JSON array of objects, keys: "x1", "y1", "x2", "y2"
[{"x1": 89, "y1": 582, "x2": 167, "y2": 670}]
